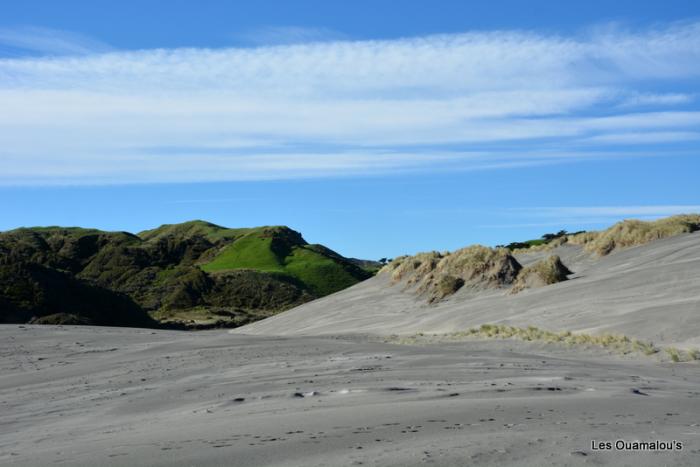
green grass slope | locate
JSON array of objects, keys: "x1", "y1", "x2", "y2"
[
  {"x1": 203, "y1": 234, "x2": 284, "y2": 272},
  {"x1": 201, "y1": 227, "x2": 371, "y2": 297}
]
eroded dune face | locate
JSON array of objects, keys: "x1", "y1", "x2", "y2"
[{"x1": 238, "y1": 217, "x2": 700, "y2": 348}]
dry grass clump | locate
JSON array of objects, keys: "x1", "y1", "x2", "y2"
[
  {"x1": 565, "y1": 231, "x2": 599, "y2": 246},
  {"x1": 580, "y1": 215, "x2": 700, "y2": 256},
  {"x1": 561, "y1": 215, "x2": 700, "y2": 255},
  {"x1": 388, "y1": 324, "x2": 700, "y2": 362},
  {"x1": 455, "y1": 325, "x2": 647, "y2": 355},
  {"x1": 662, "y1": 346, "x2": 700, "y2": 363},
  {"x1": 378, "y1": 255, "x2": 407, "y2": 274},
  {"x1": 381, "y1": 246, "x2": 521, "y2": 302},
  {"x1": 386, "y1": 252, "x2": 443, "y2": 283},
  {"x1": 436, "y1": 275, "x2": 465, "y2": 299},
  {"x1": 510, "y1": 255, "x2": 572, "y2": 294},
  {"x1": 513, "y1": 214, "x2": 700, "y2": 257}
]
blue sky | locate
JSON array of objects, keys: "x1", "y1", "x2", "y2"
[{"x1": 1, "y1": 0, "x2": 699, "y2": 259}]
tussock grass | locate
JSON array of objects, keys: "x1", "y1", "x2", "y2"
[
  {"x1": 386, "y1": 324, "x2": 700, "y2": 362},
  {"x1": 513, "y1": 215, "x2": 700, "y2": 256},
  {"x1": 665, "y1": 347, "x2": 682, "y2": 363},
  {"x1": 387, "y1": 251, "x2": 443, "y2": 283},
  {"x1": 580, "y1": 215, "x2": 700, "y2": 255},
  {"x1": 510, "y1": 255, "x2": 571, "y2": 294},
  {"x1": 382, "y1": 249, "x2": 570, "y2": 300},
  {"x1": 380, "y1": 246, "x2": 521, "y2": 302}
]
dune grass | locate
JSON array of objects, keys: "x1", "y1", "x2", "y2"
[
  {"x1": 381, "y1": 246, "x2": 521, "y2": 301},
  {"x1": 578, "y1": 215, "x2": 700, "y2": 255},
  {"x1": 510, "y1": 255, "x2": 571, "y2": 294},
  {"x1": 512, "y1": 215, "x2": 700, "y2": 256},
  {"x1": 383, "y1": 247, "x2": 570, "y2": 300},
  {"x1": 386, "y1": 324, "x2": 700, "y2": 362}
]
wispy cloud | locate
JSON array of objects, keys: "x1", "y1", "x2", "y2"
[
  {"x1": 581, "y1": 131, "x2": 700, "y2": 144},
  {"x1": 234, "y1": 26, "x2": 345, "y2": 46},
  {"x1": 0, "y1": 26, "x2": 112, "y2": 57},
  {"x1": 0, "y1": 22, "x2": 699, "y2": 185},
  {"x1": 619, "y1": 92, "x2": 694, "y2": 107},
  {"x1": 0, "y1": 151, "x2": 481, "y2": 186}
]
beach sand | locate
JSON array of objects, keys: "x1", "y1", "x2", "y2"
[{"x1": 1, "y1": 325, "x2": 698, "y2": 466}]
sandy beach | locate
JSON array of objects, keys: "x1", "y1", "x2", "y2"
[{"x1": 2, "y1": 325, "x2": 699, "y2": 466}]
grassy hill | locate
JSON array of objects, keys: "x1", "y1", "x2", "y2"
[
  {"x1": 0, "y1": 222, "x2": 371, "y2": 329},
  {"x1": 200, "y1": 227, "x2": 367, "y2": 296}
]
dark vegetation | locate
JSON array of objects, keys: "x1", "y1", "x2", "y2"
[
  {"x1": 0, "y1": 221, "x2": 372, "y2": 329},
  {"x1": 348, "y1": 258, "x2": 385, "y2": 274},
  {"x1": 497, "y1": 229, "x2": 586, "y2": 251}
]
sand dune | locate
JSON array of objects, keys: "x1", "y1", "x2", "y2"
[
  {"x1": 237, "y1": 231, "x2": 700, "y2": 348},
  {"x1": 2, "y1": 325, "x2": 699, "y2": 466},
  {"x1": 3, "y1": 228, "x2": 700, "y2": 466}
]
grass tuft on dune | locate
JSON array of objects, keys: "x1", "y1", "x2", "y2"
[
  {"x1": 510, "y1": 255, "x2": 572, "y2": 294},
  {"x1": 387, "y1": 324, "x2": 700, "y2": 362}
]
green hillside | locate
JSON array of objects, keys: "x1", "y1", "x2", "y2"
[
  {"x1": 200, "y1": 227, "x2": 367, "y2": 296},
  {"x1": 0, "y1": 222, "x2": 371, "y2": 329},
  {"x1": 203, "y1": 233, "x2": 284, "y2": 272}
]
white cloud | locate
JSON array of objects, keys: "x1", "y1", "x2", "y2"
[
  {"x1": 0, "y1": 26, "x2": 112, "y2": 57},
  {"x1": 619, "y1": 92, "x2": 694, "y2": 107},
  {"x1": 582, "y1": 131, "x2": 700, "y2": 144},
  {"x1": 0, "y1": 22, "x2": 699, "y2": 185},
  {"x1": 0, "y1": 151, "x2": 479, "y2": 186}
]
